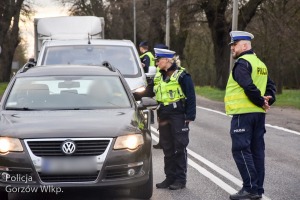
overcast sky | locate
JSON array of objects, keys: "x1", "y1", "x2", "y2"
[{"x1": 21, "y1": 0, "x2": 69, "y2": 57}]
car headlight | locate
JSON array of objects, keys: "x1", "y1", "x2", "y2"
[
  {"x1": 114, "y1": 134, "x2": 144, "y2": 150},
  {"x1": 134, "y1": 86, "x2": 146, "y2": 93},
  {"x1": 0, "y1": 137, "x2": 23, "y2": 153}
]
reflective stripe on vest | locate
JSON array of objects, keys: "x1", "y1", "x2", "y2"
[
  {"x1": 140, "y1": 52, "x2": 155, "y2": 67},
  {"x1": 224, "y1": 54, "x2": 268, "y2": 115},
  {"x1": 154, "y1": 68, "x2": 186, "y2": 105}
]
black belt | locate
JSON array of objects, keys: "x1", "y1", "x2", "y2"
[{"x1": 158, "y1": 100, "x2": 184, "y2": 109}]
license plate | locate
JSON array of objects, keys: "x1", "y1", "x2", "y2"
[{"x1": 42, "y1": 157, "x2": 97, "y2": 174}]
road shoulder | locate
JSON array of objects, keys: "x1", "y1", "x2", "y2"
[{"x1": 196, "y1": 95, "x2": 300, "y2": 132}]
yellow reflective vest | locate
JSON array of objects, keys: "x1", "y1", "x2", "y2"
[
  {"x1": 225, "y1": 54, "x2": 268, "y2": 115},
  {"x1": 154, "y1": 67, "x2": 186, "y2": 105},
  {"x1": 139, "y1": 52, "x2": 155, "y2": 67}
]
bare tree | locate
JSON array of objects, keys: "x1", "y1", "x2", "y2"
[
  {"x1": 137, "y1": 0, "x2": 166, "y2": 48},
  {"x1": 57, "y1": 0, "x2": 300, "y2": 90},
  {"x1": 197, "y1": 0, "x2": 264, "y2": 89},
  {"x1": 164, "y1": 0, "x2": 264, "y2": 89},
  {"x1": 249, "y1": 0, "x2": 300, "y2": 91},
  {"x1": 0, "y1": 0, "x2": 31, "y2": 81}
]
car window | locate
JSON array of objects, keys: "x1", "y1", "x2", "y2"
[
  {"x1": 42, "y1": 45, "x2": 139, "y2": 76},
  {"x1": 5, "y1": 76, "x2": 131, "y2": 110}
]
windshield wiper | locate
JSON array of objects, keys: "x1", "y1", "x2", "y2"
[
  {"x1": 5, "y1": 107, "x2": 36, "y2": 111},
  {"x1": 50, "y1": 108, "x2": 94, "y2": 110}
]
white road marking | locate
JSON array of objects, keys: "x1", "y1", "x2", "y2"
[
  {"x1": 265, "y1": 124, "x2": 300, "y2": 136},
  {"x1": 187, "y1": 148, "x2": 243, "y2": 187},
  {"x1": 197, "y1": 106, "x2": 300, "y2": 136},
  {"x1": 197, "y1": 106, "x2": 228, "y2": 116},
  {"x1": 151, "y1": 127, "x2": 271, "y2": 200},
  {"x1": 188, "y1": 158, "x2": 237, "y2": 194}
]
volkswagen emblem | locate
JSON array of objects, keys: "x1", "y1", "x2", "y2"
[{"x1": 61, "y1": 140, "x2": 76, "y2": 155}]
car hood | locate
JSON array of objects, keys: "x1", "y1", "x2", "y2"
[{"x1": 0, "y1": 109, "x2": 142, "y2": 139}]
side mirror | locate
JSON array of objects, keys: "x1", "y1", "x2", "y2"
[
  {"x1": 19, "y1": 58, "x2": 36, "y2": 73},
  {"x1": 138, "y1": 97, "x2": 158, "y2": 110},
  {"x1": 145, "y1": 66, "x2": 157, "y2": 78},
  {"x1": 27, "y1": 58, "x2": 36, "y2": 68}
]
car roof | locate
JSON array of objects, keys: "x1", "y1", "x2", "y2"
[
  {"x1": 43, "y1": 39, "x2": 135, "y2": 47},
  {"x1": 17, "y1": 65, "x2": 121, "y2": 77}
]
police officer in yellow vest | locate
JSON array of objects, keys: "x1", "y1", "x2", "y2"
[
  {"x1": 139, "y1": 41, "x2": 155, "y2": 73},
  {"x1": 152, "y1": 43, "x2": 169, "y2": 149},
  {"x1": 225, "y1": 31, "x2": 276, "y2": 200},
  {"x1": 154, "y1": 48, "x2": 196, "y2": 190}
]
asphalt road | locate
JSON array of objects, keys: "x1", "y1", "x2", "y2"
[{"x1": 8, "y1": 96, "x2": 300, "y2": 200}]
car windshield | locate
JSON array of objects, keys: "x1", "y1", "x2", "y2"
[
  {"x1": 5, "y1": 76, "x2": 131, "y2": 110},
  {"x1": 42, "y1": 45, "x2": 140, "y2": 76}
]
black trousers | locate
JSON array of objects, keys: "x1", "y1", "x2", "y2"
[
  {"x1": 230, "y1": 113, "x2": 266, "y2": 195},
  {"x1": 158, "y1": 113, "x2": 189, "y2": 184}
]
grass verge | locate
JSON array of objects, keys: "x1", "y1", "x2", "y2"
[
  {"x1": 273, "y1": 89, "x2": 300, "y2": 109},
  {"x1": 195, "y1": 86, "x2": 300, "y2": 110},
  {"x1": 0, "y1": 82, "x2": 8, "y2": 96},
  {"x1": 195, "y1": 86, "x2": 225, "y2": 102}
]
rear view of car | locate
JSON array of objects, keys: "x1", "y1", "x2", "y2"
[{"x1": 37, "y1": 40, "x2": 148, "y2": 100}]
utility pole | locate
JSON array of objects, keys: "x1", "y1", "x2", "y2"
[
  {"x1": 166, "y1": 0, "x2": 170, "y2": 47},
  {"x1": 133, "y1": 0, "x2": 137, "y2": 45},
  {"x1": 229, "y1": 0, "x2": 239, "y2": 71}
]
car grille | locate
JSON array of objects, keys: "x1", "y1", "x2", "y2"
[
  {"x1": 27, "y1": 140, "x2": 110, "y2": 157},
  {"x1": 38, "y1": 172, "x2": 99, "y2": 182}
]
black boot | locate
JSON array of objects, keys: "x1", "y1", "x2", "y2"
[
  {"x1": 229, "y1": 189, "x2": 260, "y2": 200},
  {"x1": 169, "y1": 181, "x2": 186, "y2": 190},
  {"x1": 153, "y1": 142, "x2": 162, "y2": 149},
  {"x1": 156, "y1": 179, "x2": 174, "y2": 189}
]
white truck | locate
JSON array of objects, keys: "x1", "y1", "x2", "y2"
[
  {"x1": 26, "y1": 16, "x2": 153, "y2": 99},
  {"x1": 34, "y1": 16, "x2": 105, "y2": 60}
]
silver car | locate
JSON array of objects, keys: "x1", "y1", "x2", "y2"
[{"x1": 35, "y1": 39, "x2": 149, "y2": 100}]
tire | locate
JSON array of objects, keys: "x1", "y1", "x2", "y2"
[
  {"x1": 129, "y1": 159, "x2": 153, "y2": 199},
  {"x1": 0, "y1": 190, "x2": 8, "y2": 200}
]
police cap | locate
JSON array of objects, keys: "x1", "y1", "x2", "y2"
[
  {"x1": 139, "y1": 41, "x2": 148, "y2": 47},
  {"x1": 229, "y1": 31, "x2": 254, "y2": 45},
  {"x1": 154, "y1": 48, "x2": 175, "y2": 59}
]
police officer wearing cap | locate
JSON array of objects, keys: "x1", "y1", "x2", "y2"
[
  {"x1": 154, "y1": 47, "x2": 196, "y2": 190},
  {"x1": 139, "y1": 41, "x2": 155, "y2": 73},
  {"x1": 225, "y1": 31, "x2": 276, "y2": 200},
  {"x1": 152, "y1": 44, "x2": 169, "y2": 149}
]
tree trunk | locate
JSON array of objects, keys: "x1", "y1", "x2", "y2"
[
  {"x1": 147, "y1": 13, "x2": 165, "y2": 47},
  {"x1": 170, "y1": 3, "x2": 189, "y2": 60},
  {"x1": 204, "y1": 0, "x2": 230, "y2": 89},
  {"x1": 212, "y1": 35, "x2": 230, "y2": 89},
  {"x1": 0, "y1": 0, "x2": 23, "y2": 81},
  {"x1": 143, "y1": 0, "x2": 165, "y2": 48},
  {"x1": 0, "y1": 0, "x2": 14, "y2": 45},
  {"x1": 201, "y1": 0, "x2": 264, "y2": 89}
]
